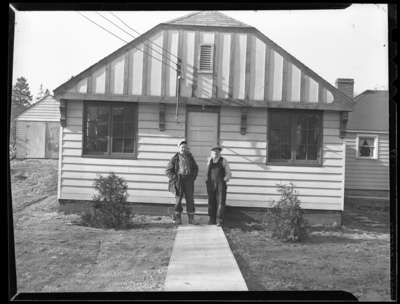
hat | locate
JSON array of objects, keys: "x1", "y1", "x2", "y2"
[
  {"x1": 210, "y1": 146, "x2": 222, "y2": 152},
  {"x1": 178, "y1": 140, "x2": 187, "y2": 147}
]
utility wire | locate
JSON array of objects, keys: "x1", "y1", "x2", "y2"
[
  {"x1": 97, "y1": 12, "x2": 178, "y2": 67},
  {"x1": 77, "y1": 12, "x2": 244, "y2": 106},
  {"x1": 77, "y1": 12, "x2": 178, "y2": 72},
  {"x1": 110, "y1": 11, "x2": 180, "y2": 62},
  {"x1": 105, "y1": 11, "x2": 237, "y2": 96}
]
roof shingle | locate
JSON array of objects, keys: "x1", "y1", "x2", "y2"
[{"x1": 165, "y1": 11, "x2": 252, "y2": 28}]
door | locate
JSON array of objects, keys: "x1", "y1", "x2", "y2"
[
  {"x1": 24, "y1": 122, "x2": 46, "y2": 158},
  {"x1": 187, "y1": 111, "x2": 219, "y2": 196},
  {"x1": 45, "y1": 122, "x2": 60, "y2": 159}
]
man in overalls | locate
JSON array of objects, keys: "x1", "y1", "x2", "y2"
[
  {"x1": 206, "y1": 146, "x2": 232, "y2": 226},
  {"x1": 166, "y1": 140, "x2": 198, "y2": 225}
]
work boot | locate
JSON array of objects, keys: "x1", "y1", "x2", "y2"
[
  {"x1": 216, "y1": 219, "x2": 223, "y2": 227},
  {"x1": 173, "y1": 212, "x2": 182, "y2": 225},
  {"x1": 188, "y1": 213, "x2": 196, "y2": 225}
]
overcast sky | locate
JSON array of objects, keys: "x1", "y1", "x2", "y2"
[{"x1": 11, "y1": 4, "x2": 388, "y2": 101}]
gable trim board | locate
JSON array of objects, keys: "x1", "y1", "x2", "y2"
[{"x1": 53, "y1": 22, "x2": 352, "y2": 111}]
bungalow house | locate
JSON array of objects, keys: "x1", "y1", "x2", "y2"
[
  {"x1": 54, "y1": 11, "x2": 353, "y2": 225},
  {"x1": 15, "y1": 94, "x2": 60, "y2": 159},
  {"x1": 343, "y1": 90, "x2": 389, "y2": 199}
]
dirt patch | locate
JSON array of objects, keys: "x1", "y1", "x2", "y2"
[{"x1": 223, "y1": 199, "x2": 391, "y2": 301}]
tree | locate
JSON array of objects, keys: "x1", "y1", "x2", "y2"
[
  {"x1": 10, "y1": 77, "x2": 32, "y2": 145},
  {"x1": 12, "y1": 77, "x2": 32, "y2": 107},
  {"x1": 35, "y1": 84, "x2": 45, "y2": 103}
]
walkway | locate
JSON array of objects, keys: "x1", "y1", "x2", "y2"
[{"x1": 164, "y1": 224, "x2": 248, "y2": 291}]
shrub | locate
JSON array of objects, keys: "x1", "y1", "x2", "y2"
[
  {"x1": 9, "y1": 143, "x2": 16, "y2": 160},
  {"x1": 81, "y1": 172, "x2": 133, "y2": 229},
  {"x1": 267, "y1": 183, "x2": 308, "y2": 242}
]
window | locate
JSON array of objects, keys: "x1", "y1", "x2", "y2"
[
  {"x1": 268, "y1": 110, "x2": 323, "y2": 165},
  {"x1": 356, "y1": 135, "x2": 378, "y2": 159},
  {"x1": 199, "y1": 44, "x2": 214, "y2": 72},
  {"x1": 83, "y1": 102, "x2": 137, "y2": 158}
]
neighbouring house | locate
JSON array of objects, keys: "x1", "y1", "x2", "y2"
[
  {"x1": 344, "y1": 90, "x2": 389, "y2": 199},
  {"x1": 15, "y1": 94, "x2": 60, "y2": 159},
  {"x1": 53, "y1": 11, "x2": 354, "y2": 225}
]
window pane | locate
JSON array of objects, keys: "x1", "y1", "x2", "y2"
[
  {"x1": 84, "y1": 105, "x2": 109, "y2": 153},
  {"x1": 359, "y1": 137, "x2": 375, "y2": 157},
  {"x1": 294, "y1": 112, "x2": 321, "y2": 161},
  {"x1": 112, "y1": 138, "x2": 123, "y2": 153},
  {"x1": 111, "y1": 104, "x2": 136, "y2": 154}
]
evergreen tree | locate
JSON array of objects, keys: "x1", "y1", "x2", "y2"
[{"x1": 12, "y1": 77, "x2": 32, "y2": 107}]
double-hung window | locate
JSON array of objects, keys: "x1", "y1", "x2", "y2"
[
  {"x1": 83, "y1": 102, "x2": 138, "y2": 158},
  {"x1": 267, "y1": 109, "x2": 323, "y2": 165},
  {"x1": 356, "y1": 135, "x2": 378, "y2": 159}
]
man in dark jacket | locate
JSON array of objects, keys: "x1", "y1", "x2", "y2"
[
  {"x1": 166, "y1": 140, "x2": 198, "y2": 225},
  {"x1": 206, "y1": 146, "x2": 231, "y2": 226}
]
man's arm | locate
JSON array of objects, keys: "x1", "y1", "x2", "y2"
[
  {"x1": 166, "y1": 156, "x2": 177, "y2": 181},
  {"x1": 191, "y1": 155, "x2": 199, "y2": 179},
  {"x1": 222, "y1": 158, "x2": 232, "y2": 181}
]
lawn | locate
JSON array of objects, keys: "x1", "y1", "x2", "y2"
[
  {"x1": 223, "y1": 199, "x2": 391, "y2": 301},
  {"x1": 11, "y1": 159, "x2": 176, "y2": 292}
]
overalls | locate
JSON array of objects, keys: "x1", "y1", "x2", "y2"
[{"x1": 206, "y1": 157, "x2": 227, "y2": 224}]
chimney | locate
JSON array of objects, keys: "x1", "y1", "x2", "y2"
[{"x1": 335, "y1": 78, "x2": 354, "y2": 98}]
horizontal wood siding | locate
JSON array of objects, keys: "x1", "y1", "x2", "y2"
[
  {"x1": 59, "y1": 101, "x2": 185, "y2": 203},
  {"x1": 219, "y1": 107, "x2": 345, "y2": 210},
  {"x1": 16, "y1": 96, "x2": 60, "y2": 121},
  {"x1": 344, "y1": 132, "x2": 389, "y2": 190}
]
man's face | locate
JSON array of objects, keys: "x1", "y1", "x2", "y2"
[
  {"x1": 179, "y1": 143, "x2": 188, "y2": 154},
  {"x1": 211, "y1": 150, "x2": 220, "y2": 159}
]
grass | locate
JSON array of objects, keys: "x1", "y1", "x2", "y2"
[
  {"x1": 11, "y1": 159, "x2": 177, "y2": 292},
  {"x1": 223, "y1": 199, "x2": 391, "y2": 301}
]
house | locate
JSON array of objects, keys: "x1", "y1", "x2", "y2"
[
  {"x1": 53, "y1": 11, "x2": 354, "y2": 225},
  {"x1": 15, "y1": 94, "x2": 60, "y2": 159},
  {"x1": 343, "y1": 90, "x2": 389, "y2": 198}
]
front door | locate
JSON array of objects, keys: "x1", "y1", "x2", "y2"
[{"x1": 187, "y1": 110, "x2": 219, "y2": 196}]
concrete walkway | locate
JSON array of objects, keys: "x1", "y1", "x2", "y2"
[{"x1": 164, "y1": 225, "x2": 248, "y2": 291}]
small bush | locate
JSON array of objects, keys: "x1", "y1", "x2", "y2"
[
  {"x1": 9, "y1": 143, "x2": 16, "y2": 160},
  {"x1": 267, "y1": 183, "x2": 308, "y2": 242},
  {"x1": 81, "y1": 172, "x2": 133, "y2": 229}
]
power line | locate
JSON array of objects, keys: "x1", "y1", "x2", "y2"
[
  {"x1": 110, "y1": 11, "x2": 180, "y2": 62},
  {"x1": 77, "y1": 12, "x2": 178, "y2": 72},
  {"x1": 97, "y1": 12, "x2": 179, "y2": 67},
  {"x1": 77, "y1": 12, "x2": 243, "y2": 106}
]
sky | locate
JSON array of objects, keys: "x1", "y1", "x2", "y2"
[{"x1": 11, "y1": 4, "x2": 388, "y2": 102}]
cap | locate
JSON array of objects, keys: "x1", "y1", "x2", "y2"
[
  {"x1": 210, "y1": 146, "x2": 222, "y2": 152},
  {"x1": 178, "y1": 140, "x2": 187, "y2": 147}
]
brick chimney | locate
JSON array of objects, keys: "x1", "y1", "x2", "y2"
[{"x1": 335, "y1": 78, "x2": 354, "y2": 98}]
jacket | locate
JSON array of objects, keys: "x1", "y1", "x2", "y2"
[{"x1": 166, "y1": 152, "x2": 199, "y2": 194}]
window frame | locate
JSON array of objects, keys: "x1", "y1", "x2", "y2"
[
  {"x1": 266, "y1": 109, "x2": 323, "y2": 166},
  {"x1": 198, "y1": 43, "x2": 214, "y2": 74},
  {"x1": 82, "y1": 101, "x2": 138, "y2": 159},
  {"x1": 355, "y1": 134, "x2": 378, "y2": 160}
]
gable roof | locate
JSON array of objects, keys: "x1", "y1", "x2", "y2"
[
  {"x1": 347, "y1": 90, "x2": 388, "y2": 132},
  {"x1": 165, "y1": 11, "x2": 252, "y2": 28},
  {"x1": 16, "y1": 94, "x2": 60, "y2": 122},
  {"x1": 54, "y1": 11, "x2": 353, "y2": 110}
]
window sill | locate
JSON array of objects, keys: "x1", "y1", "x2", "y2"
[
  {"x1": 82, "y1": 154, "x2": 138, "y2": 160},
  {"x1": 197, "y1": 70, "x2": 213, "y2": 74},
  {"x1": 355, "y1": 156, "x2": 378, "y2": 160}
]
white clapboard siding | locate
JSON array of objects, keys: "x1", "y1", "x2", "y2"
[
  {"x1": 218, "y1": 107, "x2": 345, "y2": 210},
  {"x1": 16, "y1": 95, "x2": 60, "y2": 122},
  {"x1": 59, "y1": 102, "x2": 184, "y2": 201},
  {"x1": 344, "y1": 132, "x2": 390, "y2": 190},
  {"x1": 59, "y1": 101, "x2": 345, "y2": 211}
]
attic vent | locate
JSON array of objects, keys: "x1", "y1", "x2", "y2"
[{"x1": 199, "y1": 44, "x2": 214, "y2": 72}]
